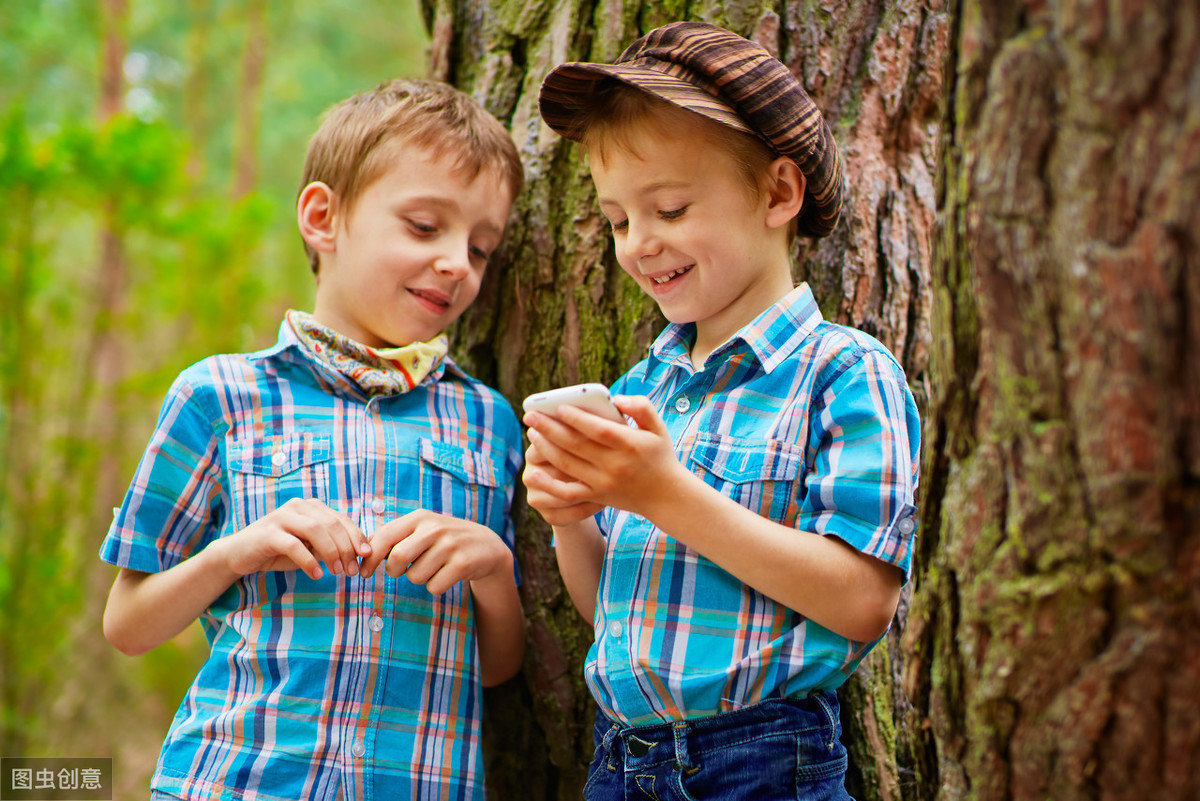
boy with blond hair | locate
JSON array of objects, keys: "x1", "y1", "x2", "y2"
[
  {"x1": 523, "y1": 22, "x2": 920, "y2": 800},
  {"x1": 102, "y1": 78, "x2": 525, "y2": 800}
]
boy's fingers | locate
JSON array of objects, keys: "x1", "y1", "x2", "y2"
[
  {"x1": 528, "y1": 429, "x2": 598, "y2": 487},
  {"x1": 398, "y1": 547, "x2": 440, "y2": 584},
  {"x1": 381, "y1": 513, "x2": 439, "y2": 578},
  {"x1": 330, "y1": 510, "x2": 371, "y2": 576},
  {"x1": 524, "y1": 462, "x2": 590, "y2": 502},
  {"x1": 524, "y1": 458, "x2": 575, "y2": 484},
  {"x1": 280, "y1": 499, "x2": 368, "y2": 577},
  {"x1": 524, "y1": 440, "x2": 551, "y2": 466},
  {"x1": 613, "y1": 395, "x2": 665, "y2": 435},
  {"x1": 270, "y1": 529, "x2": 324, "y2": 580},
  {"x1": 531, "y1": 499, "x2": 605, "y2": 527},
  {"x1": 359, "y1": 514, "x2": 419, "y2": 576}
]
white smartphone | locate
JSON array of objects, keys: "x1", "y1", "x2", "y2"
[{"x1": 522, "y1": 383, "x2": 624, "y2": 423}]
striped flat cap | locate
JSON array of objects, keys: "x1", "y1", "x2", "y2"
[{"x1": 539, "y1": 21, "x2": 844, "y2": 238}]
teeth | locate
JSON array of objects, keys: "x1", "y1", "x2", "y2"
[{"x1": 652, "y1": 265, "x2": 692, "y2": 284}]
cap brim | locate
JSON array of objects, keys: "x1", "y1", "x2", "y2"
[{"x1": 539, "y1": 61, "x2": 754, "y2": 142}]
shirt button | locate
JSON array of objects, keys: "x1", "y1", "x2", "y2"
[
  {"x1": 368, "y1": 615, "x2": 384, "y2": 632},
  {"x1": 352, "y1": 740, "x2": 366, "y2": 758},
  {"x1": 607, "y1": 621, "x2": 624, "y2": 638},
  {"x1": 898, "y1": 517, "x2": 916, "y2": 534},
  {"x1": 371, "y1": 497, "x2": 386, "y2": 514},
  {"x1": 674, "y1": 395, "x2": 691, "y2": 413},
  {"x1": 271, "y1": 450, "x2": 287, "y2": 467}
]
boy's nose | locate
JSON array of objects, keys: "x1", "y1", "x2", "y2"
[
  {"x1": 623, "y1": 221, "x2": 662, "y2": 262},
  {"x1": 434, "y1": 244, "x2": 471, "y2": 280}
]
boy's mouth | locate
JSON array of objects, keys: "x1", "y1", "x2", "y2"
[
  {"x1": 409, "y1": 287, "x2": 452, "y2": 310},
  {"x1": 650, "y1": 264, "x2": 694, "y2": 285}
]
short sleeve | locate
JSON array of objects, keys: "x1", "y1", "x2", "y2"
[
  {"x1": 799, "y1": 348, "x2": 920, "y2": 577},
  {"x1": 99, "y1": 372, "x2": 224, "y2": 574}
]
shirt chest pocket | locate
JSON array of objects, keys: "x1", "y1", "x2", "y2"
[
  {"x1": 418, "y1": 439, "x2": 506, "y2": 533},
  {"x1": 227, "y1": 434, "x2": 333, "y2": 531},
  {"x1": 688, "y1": 434, "x2": 804, "y2": 526}
]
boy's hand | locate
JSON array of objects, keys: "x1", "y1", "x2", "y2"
[
  {"x1": 524, "y1": 395, "x2": 685, "y2": 519},
  {"x1": 359, "y1": 510, "x2": 513, "y2": 595},
  {"x1": 522, "y1": 438, "x2": 605, "y2": 525},
  {"x1": 215, "y1": 498, "x2": 372, "y2": 581}
]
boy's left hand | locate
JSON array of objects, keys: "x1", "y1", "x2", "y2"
[
  {"x1": 359, "y1": 509, "x2": 513, "y2": 594},
  {"x1": 525, "y1": 394, "x2": 684, "y2": 519}
]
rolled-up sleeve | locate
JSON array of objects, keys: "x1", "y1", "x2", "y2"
[{"x1": 799, "y1": 348, "x2": 920, "y2": 577}]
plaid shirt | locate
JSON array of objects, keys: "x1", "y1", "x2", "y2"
[
  {"x1": 101, "y1": 321, "x2": 521, "y2": 801},
  {"x1": 587, "y1": 284, "x2": 920, "y2": 726}
]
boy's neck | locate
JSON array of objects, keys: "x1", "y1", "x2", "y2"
[{"x1": 689, "y1": 278, "x2": 796, "y2": 368}]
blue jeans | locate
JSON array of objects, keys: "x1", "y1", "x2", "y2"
[{"x1": 583, "y1": 693, "x2": 853, "y2": 801}]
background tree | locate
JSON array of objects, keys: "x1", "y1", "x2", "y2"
[
  {"x1": 433, "y1": 1, "x2": 947, "y2": 797},
  {"x1": 905, "y1": 1, "x2": 1200, "y2": 799}
]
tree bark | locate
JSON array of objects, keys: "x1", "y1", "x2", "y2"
[
  {"x1": 905, "y1": 1, "x2": 1200, "y2": 798},
  {"x1": 436, "y1": 1, "x2": 944, "y2": 798}
]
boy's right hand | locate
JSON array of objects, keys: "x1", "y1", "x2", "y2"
[
  {"x1": 522, "y1": 436, "x2": 605, "y2": 526},
  {"x1": 214, "y1": 498, "x2": 372, "y2": 580}
]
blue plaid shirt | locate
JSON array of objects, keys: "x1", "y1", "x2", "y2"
[
  {"x1": 100, "y1": 321, "x2": 521, "y2": 801},
  {"x1": 587, "y1": 284, "x2": 920, "y2": 726}
]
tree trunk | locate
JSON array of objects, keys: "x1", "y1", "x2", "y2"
[
  {"x1": 231, "y1": 0, "x2": 267, "y2": 198},
  {"x1": 905, "y1": 1, "x2": 1200, "y2": 798},
  {"x1": 436, "y1": 1, "x2": 944, "y2": 798},
  {"x1": 183, "y1": 0, "x2": 215, "y2": 182}
]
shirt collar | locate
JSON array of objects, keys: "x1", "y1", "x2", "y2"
[{"x1": 646, "y1": 283, "x2": 824, "y2": 377}]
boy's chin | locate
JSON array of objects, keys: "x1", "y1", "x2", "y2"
[
  {"x1": 652, "y1": 304, "x2": 699, "y2": 326},
  {"x1": 376, "y1": 322, "x2": 456, "y2": 348}
]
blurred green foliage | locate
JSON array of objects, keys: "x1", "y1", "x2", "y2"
[{"x1": 0, "y1": 0, "x2": 429, "y2": 787}]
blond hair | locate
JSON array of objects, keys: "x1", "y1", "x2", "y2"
[{"x1": 299, "y1": 78, "x2": 524, "y2": 273}]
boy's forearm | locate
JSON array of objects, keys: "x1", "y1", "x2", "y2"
[
  {"x1": 551, "y1": 518, "x2": 605, "y2": 622},
  {"x1": 645, "y1": 464, "x2": 903, "y2": 643},
  {"x1": 103, "y1": 540, "x2": 239, "y2": 656},
  {"x1": 470, "y1": 565, "x2": 525, "y2": 687}
]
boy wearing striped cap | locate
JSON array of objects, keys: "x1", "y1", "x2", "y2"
[{"x1": 523, "y1": 22, "x2": 920, "y2": 800}]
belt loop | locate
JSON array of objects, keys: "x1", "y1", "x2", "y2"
[
  {"x1": 601, "y1": 721, "x2": 621, "y2": 770},
  {"x1": 672, "y1": 721, "x2": 696, "y2": 773},
  {"x1": 812, "y1": 692, "x2": 839, "y2": 751}
]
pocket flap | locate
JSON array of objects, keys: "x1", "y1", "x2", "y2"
[
  {"x1": 689, "y1": 434, "x2": 803, "y2": 484},
  {"x1": 228, "y1": 434, "x2": 333, "y2": 477},
  {"x1": 419, "y1": 439, "x2": 501, "y2": 487}
]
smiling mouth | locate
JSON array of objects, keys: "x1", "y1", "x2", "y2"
[
  {"x1": 409, "y1": 288, "x2": 452, "y2": 309},
  {"x1": 651, "y1": 264, "x2": 694, "y2": 284}
]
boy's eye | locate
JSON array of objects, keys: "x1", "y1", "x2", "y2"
[
  {"x1": 609, "y1": 218, "x2": 628, "y2": 233},
  {"x1": 407, "y1": 218, "x2": 437, "y2": 235},
  {"x1": 659, "y1": 206, "x2": 688, "y2": 221},
  {"x1": 469, "y1": 245, "x2": 490, "y2": 263}
]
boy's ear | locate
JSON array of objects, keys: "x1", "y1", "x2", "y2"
[
  {"x1": 763, "y1": 157, "x2": 807, "y2": 230},
  {"x1": 297, "y1": 181, "x2": 339, "y2": 254}
]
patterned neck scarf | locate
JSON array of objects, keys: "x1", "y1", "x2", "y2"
[{"x1": 286, "y1": 310, "x2": 449, "y2": 396}]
